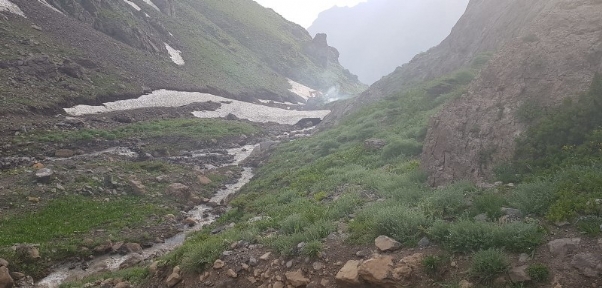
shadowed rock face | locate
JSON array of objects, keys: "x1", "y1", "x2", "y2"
[{"x1": 422, "y1": 0, "x2": 602, "y2": 186}]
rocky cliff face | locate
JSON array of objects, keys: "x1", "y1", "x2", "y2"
[{"x1": 422, "y1": 0, "x2": 602, "y2": 185}]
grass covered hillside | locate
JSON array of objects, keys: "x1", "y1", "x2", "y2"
[{"x1": 0, "y1": 0, "x2": 363, "y2": 115}]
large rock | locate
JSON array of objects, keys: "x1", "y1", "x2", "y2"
[
  {"x1": 571, "y1": 253, "x2": 602, "y2": 277},
  {"x1": 375, "y1": 235, "x2": 401, "y2": 252},
  {"x1": 119, "y1": 253, "x2": 144, "y2": 269},
  {"x1": 128, "y1": 178, "x2": 146, "y2": 195},
  {"x1": 509, "y1": 265, "x2": 531, "y2": 283},
  {"x1": 54, "y1": 149, "x2": 75, "y2": 158},
  {"x1": 35, "y1": 168, "x2": 54, "y2": 183},
  {"x1": 166, "y1": 266, "x2": 182, "y2": 287},
  {"x1": 548, "y1": 238, "x2": 581, "y2": 257},
  {"x1": 421, "y1": 0, "x2": 602, "y2": 185},
  {"x1": 358, "y1": 255, "x2": 394, "y2": 285},
  {"x1": 14, "y1": 245, "x2": 40, "y2": 262},
  {"x1": 285, "y1": 270, "x2": 310, "y2": 287},
  {"x1": 0, "y1": 266, "x2": 14, "y2": 288},
  {"x1": 335, "y1": 260, "x2": 361, "y2": 285},
  {"x1": 166, "y1": 183, "x2": 190, "y2": 199}
]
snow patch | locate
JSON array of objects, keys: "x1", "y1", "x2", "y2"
[
  {"x1": 37, "y1": 0, "x2": 63, "y2": 14},
  {"x1": 141, "y1": 0, "x2": 160, "y2": 11},
  {"x1": 288, "y1": 79, "x2": 320, "y2": 100},
  {"x1": 0, "y1": 0, "x2": 26, "y2": 17},
  {"x1": 164, "y1": 43, "x2": 184, "y2": 65},
  {"x1": 64, "y1": 89, "x2": 331, "y2": 125},
  {"x1": 123, "y1": 0, "x2": 141, "y2": 11}
]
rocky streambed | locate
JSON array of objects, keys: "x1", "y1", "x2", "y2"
[{"x1": 13, "y1": 90, "x2": 331, "y2": 287}]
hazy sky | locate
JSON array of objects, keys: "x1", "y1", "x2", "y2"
[{"x1": 253, "y1": 0, "x2": 368, "y2": 27}]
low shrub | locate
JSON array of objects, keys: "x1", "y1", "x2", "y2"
[
  {"x1": 527, "y1": 263, "x2": 550, "y2": 282},
  {"x1": 470, "y1": 249, "x2": 508, "y2": 282}
]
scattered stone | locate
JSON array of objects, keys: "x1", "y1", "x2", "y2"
[
  {"x1": 364, "y1": 138, "x2": 386, "y2": 150},
  {"x1": 32, "y1": 163, "x2": 44, "y2": 170},
  {"x1": 473, "y1": 213, "x2": 488, "y2": 222},
  {"x1": 249, "y1": 257, "x2": 258, "y2": 266},
  {"x1": 359, "y1": 255, "x2": 394, "y2": 285},
  {"x1": 35, "y1": 168, "x2": 54, "y2": 183},
  {"x1": 518, "y1": 253, "x2": 531, "y2": 263},
  {"x1": 166, "y1": 266, "x2": 182, "y2": 287},
  {"x1": 199, "y1": 271, "x2": 210, "y2": 282},
  {"x1": 355, "y1": 250, "x2": 370, "y2": 258},
  {"x1": 27, "y1": 196, "x2": 40, "y2": 203},
  {"x1": 213, "y1": 259, "x2": 225, "y2": 269},
  {"x1": 259, "y1": 252, "x2": 271, "y2": 261},
  {"x1": 312, "y1": 262, "x2": 324, "y2": 271},
  {"x1": 509, "y1": 265, "x2": 531, "y2": 283},
  {"x1": 128, "y1": 178, "x2": 146, "y2": 195},
  {"x1": 222, "y1": 250, "x2": 233, "y2": 257},
  {"x1": 459, "y1": 280, "x2": 474, "y2": 288},
  {"x1": 31, "y1": 25, "x2": 42, "y2": 31},
  {"x1": 417, "y1": 237, "x2": 430, "y2": 248},
  {"x1": 197, "y1": 175, "x2": 212, "y2": 185},
  {"x1": 227, "y1": 269, "x2": 237, "y2": 278},
  {"x1": 54, "y1": 149, "x2": 75, "y2": 158},
  {"x1": 272, "y1": 281, "x2": 285, "y2": 288},
  {"x1": 0, "y1": 266, "x2": 14, "y2": 288},
  {"x1": 166, "y1": 183, "x2": 190, "y2": 199},
  {"x1": 114, "y1": 282, "x2": 131, "y2": 288},
  {"x1": 246, "y1": 276, "x2": 257, "y2": 284},
  {"x1": 335, "y1": 260, "x2": 361, "y2": 285},
  {"x1": 285, "y1": 270, "x2": 310, "y2": 287},
  {"x1": 571, "y1": 253, "x2": 601, "y2": 277},
  {"x1": 501, "y1": 207, "x2": 522, "y2": 218},
  {"x1": 548, "y1": 238, "x2": 581, "y2": 257},
  {"x1": 8, "y1": 272, "x2": 23, "y2": 281},
  {"x1": 286, "y1": 260, "x2": 293, "y2": 269},
  {"x1": 0, "y1": 259, "x2": 7, "y2": 267},
  {"x1": 375, "y1": 235, "x2": 401, "y2": 252}
]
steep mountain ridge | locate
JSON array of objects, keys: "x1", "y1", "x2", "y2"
[
  {"x1": 308, "y1": 0, "x2": 469, "y2": 84},
  {"x1": 422, "y1": 0, "x2": 602, "y2": 185},
  {"x1": 0, "y1": 0, "x2": 362, "y2": 116}
]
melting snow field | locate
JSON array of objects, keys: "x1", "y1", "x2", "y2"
[
  {"x1": 64, "y1": 90, "x2": 330, "y2": 125},
  {"x1": 288, "y1": 79, "x2": 318, "y2": 100},
  {"x1": 164, "y1": 43, "x2": 184, "y2": 65},
  {"x1": 141, "y1": 0, "x2": 160, "y2": 11},
  {"x1": 0, "y1": 0, "x2": 25, "y2": 17},
  {"x1": 123, "y1": 0, "x2": 141, "y2": 11}
]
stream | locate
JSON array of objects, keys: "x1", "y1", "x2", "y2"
[{"x1": 36, "y1": 90, "x2": 328, "y2": 287}]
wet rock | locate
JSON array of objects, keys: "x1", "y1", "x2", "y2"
[
  {"x1": 548, "y1": 238, "x2": 580, "y2": 257},
  {"x1": 123, "y1": 243, "x2": 142, "y2": 254},
  {"x1": 335, "y1": 260, "x2": 361, "y2": 285},
  {"x1": 35, "y1": 168, "x2": 54, "y2": 183},
  {"x1": 364, "y1": 139, "x2": 386, "y2": 150},
  {"x1": 166, "y1": 266, "x2": 182, "y2": 287},
  {"x1": 571, "y1": 253, "x2": 601, "y2": 277},
  {"x1": 14, "y1": 275, "x2": 33, "y2": 287},
  {"x1": 0, "y1": 266, "x2": 13, "y2": 288},
  {"x1": 128, "y1": 178, "x2": 146, "y2": 195},
  {"x1": 509, "y1": 265, "x2": 531, "y2": 283},
  {"x1": 119, "y1": 253, "x2": 143, "y2": 269},
  {"x1": 54, "y1": 149, "x2": 75, "y2": 158},
  {"x1": 183, "y1": 217, "x2": 197, "y2": 227},
  {"x1": 285, "y1": 270, "x2": 310, "y2": 287},
  {"x1": 166, "y1": 183, "x2": 190, "y2": 199},
  {"x1": 375, "y1": 235, "x2": 401, "y2": 252}
]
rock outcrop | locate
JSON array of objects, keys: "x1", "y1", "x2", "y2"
[{"x1": 422, "y1": 0, "x2": 602, "y2": 185}]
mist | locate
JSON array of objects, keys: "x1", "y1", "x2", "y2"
[{"x1": 308, "y1": 0, "x2": 469, "y2": 84}]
